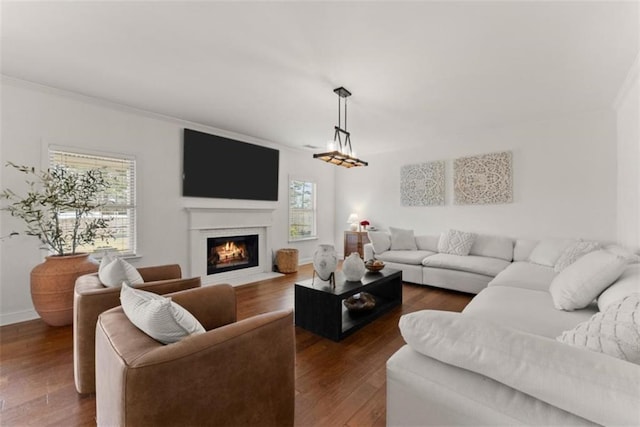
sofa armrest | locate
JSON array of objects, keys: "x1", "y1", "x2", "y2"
[
  {"x1": 96, "y1": 307, "x2": 294, "y2": 426},
  {"x1": 399, "y1": 310, "x2": 640, "y2": 426},
  {"x1": 364, "y1": 243, "x2": 374, "y2": 261},
  {"x1": 73, "y1": 273, "x2": 200, "y2": 394}
]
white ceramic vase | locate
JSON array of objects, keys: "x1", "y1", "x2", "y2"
[
  {"x1": 343, "y1": 252, "x2": 366, "y2": 282},
  {"x1": 313, "y1": 244, "x2": 338, "y2": 281}
]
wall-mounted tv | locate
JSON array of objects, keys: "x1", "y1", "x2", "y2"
[{"x1": 182, "y1": 128, "x2": 279, "y2": 201}]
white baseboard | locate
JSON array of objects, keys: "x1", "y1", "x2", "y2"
[{"x1": 0, "y1": 309, "x2": 39, "y2": 326}]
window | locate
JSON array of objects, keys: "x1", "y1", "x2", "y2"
[
  {"x1": 49, "y1": 148, "x2": 137, "y2": 256},
  {"x1": 289, "y1": 178, "x2": 316, "y2": 242}
]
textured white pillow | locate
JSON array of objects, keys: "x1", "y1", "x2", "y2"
[
  {"x1": 549, "y1": 250, "x2": 627, "y2": 311},
  {"x1": 99, "y1": 252, "x2": 143, "y2": 287},
  {"x1": 554, "y1": 240, "x2": 601, "y2": 272},
  {"x1": 528, "y1": 239, "x2": 574, "y2": 267},
  {"x1": 389, "y1": 227, "x2": 418, "y2": 251},
  {"x1": 557, "y1": 293, "x2": 640, "y2": 365},
  {"x1": 437, "y1": 229, "x2": 476, "y2": 256},
  {"x1": 120, "y1": 282, "x2": 205, "y2": 344},
  {"x1": 367, "y1": 231, "x2": 392, "y2": 254},
  {"x1": 598, "y1": 264, "x2": 640, "y2": 312}
]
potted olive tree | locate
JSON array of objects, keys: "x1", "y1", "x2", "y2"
[{"x1": 1, "y1": 162, "x2": 112, "y2": 326}]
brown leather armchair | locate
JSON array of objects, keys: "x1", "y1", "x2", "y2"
[
  {"x1": 95, "y1": 284, "x2": 295, "y2": 427},
  {"x1": 73, "y1": 264, "x2": 201, "y2": 394}
]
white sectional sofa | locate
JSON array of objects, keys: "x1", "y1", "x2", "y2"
[
  {"x1": 364, "y1": 228, "x2": 524, "y2": 294},
  {"x1": 382, "y1": 230, "x2": 640, "y2": 425}
]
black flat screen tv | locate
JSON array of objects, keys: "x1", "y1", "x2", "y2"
[{"x1": 182, "y1": 129, "x2": 279, "y2": 201}]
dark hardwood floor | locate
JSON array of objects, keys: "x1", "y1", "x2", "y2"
[{"x1": 0, "y1": 264, "x2": 473, "y2": 426}]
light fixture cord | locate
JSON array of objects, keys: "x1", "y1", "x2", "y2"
[
  {"x1": 345, "y1": 96, "x2": 350, "y2": 155},
  {"x1": 338, "y1": 94, "x2": 341, "y2": 129}
]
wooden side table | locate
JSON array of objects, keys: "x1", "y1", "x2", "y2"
[{"x1": 344, "y1": 231, "x2": 370, "y2": 259}]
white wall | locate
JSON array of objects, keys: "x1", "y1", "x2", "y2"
[
  {"x1": 0, "y1": 78, "x2": 336, "y2": 325},
  {"x1": 615, "y1": 55, "x2": 640, "y2": 250},
  {"x1": 335, "y1": 110, "x2": 618, "y2": 254}
]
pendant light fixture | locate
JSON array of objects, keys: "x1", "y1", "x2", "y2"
[{"x1": 313, "y1": 86, "x2": 368, "y2": 168}]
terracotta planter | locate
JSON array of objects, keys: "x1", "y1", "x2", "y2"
[{"x1": 30, "y1": 253, "x2": 98, "y2": 326}]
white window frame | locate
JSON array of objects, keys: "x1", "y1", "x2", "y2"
[
  {"x1": 288, "y1": 177, "x2": 317, "y2": 242},
  {"x1": 48, "y1": 145, "x2": 137, "y2": 257}
]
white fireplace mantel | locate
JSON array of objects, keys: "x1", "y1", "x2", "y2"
[{"x1": 186, "y1": 207, "x2": 280, "y2": 285}]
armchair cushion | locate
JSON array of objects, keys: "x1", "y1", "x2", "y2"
[{"x1": 120, "y1": 282, "x2": 205, "y2": 344}]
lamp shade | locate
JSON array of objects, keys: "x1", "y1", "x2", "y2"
[{"x1": 347, "y1": 213, "x2": 359, "y2": 224}]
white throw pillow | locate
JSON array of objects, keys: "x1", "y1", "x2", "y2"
[
  {"x1": 99, "y1": 252, "x2": 144, "y2": 287},
  {"x1": 557, "y1": 293, "x2": 640, "y2": 365},
  {"x1": 604, "y1": 244, "x2": 640, "y2": 264},
  {"x1": 554, "y1": 240, "x2": 601, "y2": 272},
  {"x1": 549, "y1": 250, "x2": 627, "y2": 311},
  {"x1": 437, "y1": 229, "x2": 476, "y2": 256},
  {"x1": 389, "y1": 227, "x2": 418, "y2": 251},
  {"x1": 367, "y1": 231, "x2": 392, "y2": 254},
  {"x1": 120, "y1": 282, "x2": 205, "y2": 344},
  {"x1": 528, "y1": 239, "x2": 574, "y2": 267},
  {"x1": 598, "y1": 264, "x2": 640, "y2": 312}
]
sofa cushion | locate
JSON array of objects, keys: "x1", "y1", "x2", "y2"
[
  {"x1": 367, "y1": 231, "x2": 391, "y2": 254},
  {"x1": 558, "y1": 293, "x2": 640, "y2": 365},
  {"x1": 598, "y1": 264, "x2": 640, "y2": 312},
  {"x1": 488, "y1": 261, "x2": 556, "y2": 292},
  {"x1": 421, "y1": 254, "x2": 510, "y2": 277},
  {"x1": 549, "y1": 250, "x2": 627, "y2": 311},
  {"x1": 120, "y1": 282, "x2": 205, "y2": 344},
  {"x1": 415, "y1": 235, "x2": 439, "y2": 252},
  {"x1": 376, "y1": 250, "x2": 435, "y2": 265},
  {"x1": 99, "y1": 253, "x2": 144, "y2": 288},
  {"x1": 463, "y1": 286, "x2": 597, "y2": 338},
  {"x1": 438, "y1": 229, "x2": 476, "y2": 256},
  {"x1": 554, "y1": 240, "x2": 601, "y2": 272},
  {"x1": 469, "y1": 234, "x2": 514, "y2": 262},
  {"x1": 513, "y1": 239, "x2": 538, "y2": 262},
  {"x1": 389, "y1": 227, "x2": 418, "y2": 250},
  {"x1": 528, "y1": 239, "x2": 575, "y2": 267}
]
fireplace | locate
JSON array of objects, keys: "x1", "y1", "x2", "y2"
[
  {"x1": 187, "y1": 208, "x2": 280, "y2": 286},
  {"x1": 207, "y1": 234, "x2": 259, "y2": 275}
]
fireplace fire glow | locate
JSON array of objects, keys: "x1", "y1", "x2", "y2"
[{"x1": 207, "y1": 234, "x2": 259, "y2": 275}]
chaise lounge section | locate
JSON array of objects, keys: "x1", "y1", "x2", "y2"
[{"x1": 386, "y1": 238, "x2": 640, "y2": 425}]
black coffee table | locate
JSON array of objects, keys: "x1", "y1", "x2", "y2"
[{"x1": 294, "y1": 268, "x2": 402, "y2": 341}]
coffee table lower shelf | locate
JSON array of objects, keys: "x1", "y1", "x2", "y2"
[{"x1": 294, "y1": 269, "x2": 402, "y2": 341}]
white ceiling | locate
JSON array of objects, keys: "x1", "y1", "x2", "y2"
[{"x1": 1, "y1": 1, "x2": 638, "y2": 155}]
